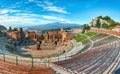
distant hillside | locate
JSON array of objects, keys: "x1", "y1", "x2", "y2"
[
  {"x1": 90, "y1": 16, "x2": 120, "y2": 29},
  {"x1": 0, "y1": 25, "x2": 7, "y2": 36},
  {"x1": 26, "y1": 22, "x2": 81, "y2": 30},
  {"x1": 0, "y1": 25, "x2": 7, "y2": 30}
]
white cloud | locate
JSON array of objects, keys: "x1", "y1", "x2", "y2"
[
  {"x1": 42, "y1": 15, "x2": 74, "y2": 23},
  {"x1": 11, "y1": 1, "x2": 23, "y2": 8},
  {"x1": 28, "y1": 0, "x2": 69, "y2": 14},
  {"x1": 27, "y1": 0, "x2": 42, "y2": 4},
  {"x1": 42, "y1": 15, "x2": 66, "y2": 21},
  {"x1": 60, "y1": 21, "x2": 75, "y2": 24},
  {"x1": 0, "y1": 12, "x2": 72, "y2": 28},
  {"x1": 0, "y1": 14, "x2": 40, "y2": 28},
  {"x1": 15, "y1": 13, "x2": 40, "y2": 17},
  {"x1": 0, "y1": 9, "x2": 20, "y2": 14},
  {"x1": 0, "y1": 13, "x2": 73, "y2": 28},
  {"x1": 0, "y1": 0, "x2": 73, "y2": 28},
  {"x1": 44, "y1": 6, "x2": 68, "y2": 14},
  {"x1": 43, "y1": 1, "x2": 68, "y2": 14},
  {"x1": 28, "y1": 0, "x2": 34, "y2": 2},
  {"x1": 0, "y1": 9, "x2": 10, "y2": 14}
]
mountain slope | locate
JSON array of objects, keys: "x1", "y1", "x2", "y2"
[
  {"x1": 0, "y1": 25, "x2": 7, "y2": 36},
  {"x1": 0, "y1": 25, "x2": 7, "y2": 30},
  {"x1": 26, "y1": 22, "x2": 81, "y2": 30}
]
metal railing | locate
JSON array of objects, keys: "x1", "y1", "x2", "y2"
[{"x1": 0, "y1": 53, "x2": 49, "y2": 68}]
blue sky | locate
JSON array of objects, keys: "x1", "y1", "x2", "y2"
[{"x1": 0, "y1": 0, "x2": 120, "y2": 28}]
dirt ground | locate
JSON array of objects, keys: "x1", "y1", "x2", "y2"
[{"x1": 21, "y1": 41, "x2": 72, "y2": 58}]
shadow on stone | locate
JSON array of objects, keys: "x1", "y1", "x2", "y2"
[{"x1": 114, "y1": 68, "x2": 120, "y2": 74}]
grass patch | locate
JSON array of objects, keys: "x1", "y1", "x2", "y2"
[
  {"x1": 75, "y1": 34, "x2": 87, "y2": 42},
  {"x1": 85, "y1": 32, "x2": 98, "y2": 37}
]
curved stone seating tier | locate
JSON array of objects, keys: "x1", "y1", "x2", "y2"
[
  {"x1": 82, "y1": 39, "x2": 91, "y2": 45},
  {"x1": 90, "y1": 33, "x2": 109, "y2": 41},
  {"x1": 112, "y1": 39, "x2": 120, "y2": 73},
  {"x1": 85, "y1": 38, "x2": 120, "y2": 74},
  {"x1": 113, "y1": 57, "x2": 120, "y2": 73},
  {"x1": 93, "y1": 36, "x2": 116, "y2": 48},
  {"x1": 53, "y1": 42, "x2": 91, "y2": 65},
  {"x1": 54, "y1": 35, "x2": 120, "y2": 73},
  {"x1": 0, "y1": 60, "x2": 55, "y2": 74}
]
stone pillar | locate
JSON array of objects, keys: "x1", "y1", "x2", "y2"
[
  {"x1": 36, "y1": 40, "x2": 42, "y2": 50},
  {"x1": 45, "y1": 32, "x2": 49, "y2": 43},
  {"x1": 62, "y1": 31, "x2": 67, "y2": 43}
]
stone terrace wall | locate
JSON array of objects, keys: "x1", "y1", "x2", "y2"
[{"x1": 90, "y1": 28, "x2": 120, "y2": 37}]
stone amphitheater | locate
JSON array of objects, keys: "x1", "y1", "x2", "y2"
[{"x1": 1, "y1": 28, "x2": 120, "y2": 74}]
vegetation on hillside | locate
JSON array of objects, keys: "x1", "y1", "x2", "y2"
[
  {"x1": 75, "y1": 32, "x2": 98, "y2": 42},
  {"x1": 92, "y1": 16, "x2": 120, "y2": 30},
  {"x1": 82, "y1": 24, "x2": 91, "y2": 33},
  {"x1": 85, "y1": 32, "x2": 98, "y2": 37},
  {"x1": 75, "y1": 34, "x2": 87, "y2": 42}
]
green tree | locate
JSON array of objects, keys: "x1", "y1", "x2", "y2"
[
  {"x1": 103, "y1": 16, "x2": 111, "y2": 20},
  {"x1": 9, "y1": 26, "x2": 12, "y2": 31},
  {"x1": 82, "y1": 24, "x2": 86, "y2": 33},
  {"x1": 86, "y1": 25, "x2": 91, "y2": 31},
  {"x1": 40, "y1": 34, "x2": 44, "y2": 40},
  {"x1": 95, "y1": 19, "x2": 101, "y2": 28},
  {"x1": 82, "y1": 24, "x2": 91, "y2": 33},
  {"x1": 101, "y1": 23, "x2": 108, "y2": 29},
  {"x1": 97, "y1": 16, "x2": 102, "y2": 19}
]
